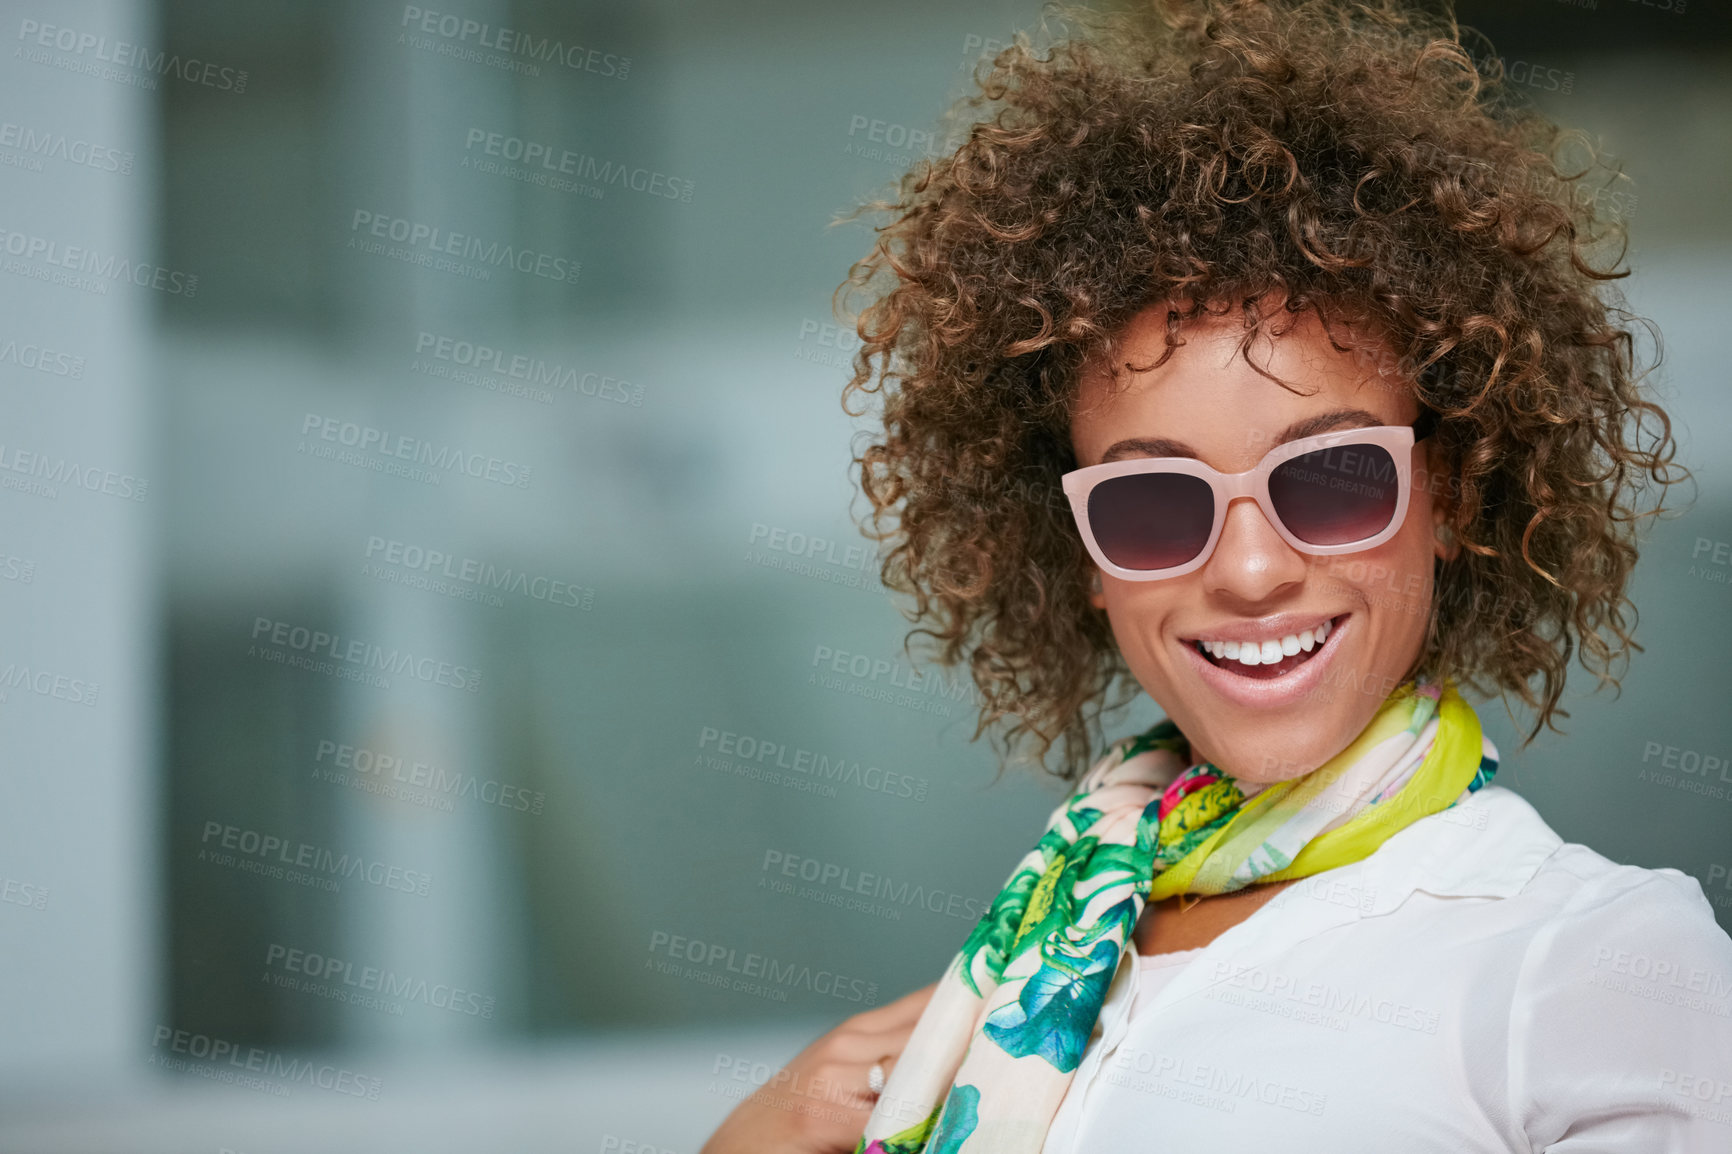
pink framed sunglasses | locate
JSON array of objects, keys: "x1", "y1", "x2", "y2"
[{"x1": 1061, "y1": 417, "x2": 1433, "y2": 581}]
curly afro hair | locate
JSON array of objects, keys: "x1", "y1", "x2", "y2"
[{"x1": 832, "y1": 0, "x2": 1685, "y2": 784}]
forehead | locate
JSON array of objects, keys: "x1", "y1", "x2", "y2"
[{"x1": 1069, "y1": 304, "x2": 1417, "y2": 465}]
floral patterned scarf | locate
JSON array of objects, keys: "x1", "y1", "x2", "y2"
[{"x1": 854, "y1": 677, "x2": 1498, "y2": 1154}]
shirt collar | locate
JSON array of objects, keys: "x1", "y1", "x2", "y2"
[{"x1": 1287, "y1": 783, "x2": 1564, "y2": 919}]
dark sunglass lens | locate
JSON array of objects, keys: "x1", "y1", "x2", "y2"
[
  {"x1": 1268, "y1": 444, "x2": 1399, "y2": 545},
  {"x1": 1087, "y1": 472, "x2": 1215, "y2": 570}
]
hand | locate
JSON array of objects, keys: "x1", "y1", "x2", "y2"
[{"x1": 699, "y1": 982, "x2": 938, "y2": 1154}]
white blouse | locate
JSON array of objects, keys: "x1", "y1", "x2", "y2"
[{"x1": 1040, "y1": 784, "x2": 1732, "y2": 1153}]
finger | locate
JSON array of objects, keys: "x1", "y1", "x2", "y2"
[
  {"x1": 826, "y1": 1017, "x2": 920, "y2": 1064},
  {"x1": 849, "y1": 981, "x2": 939, "y2": 1031},
  {"x1": 804, "y1": 1024, "x2": 917, "y2": 1114},
  {"x1": 755, "y1": 1044, "x2": 915, "y2": 1139},
  {"x1": 794, "y1": 1059, "x2": 883, "y2": 1115},
  {"x1": 846, "y1": 1052, "x2": 903, "y2": 1108}
]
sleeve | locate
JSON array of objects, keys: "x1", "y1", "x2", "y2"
[{"x1": 1508, "y1": 865, "x2": 1732, "y2": 1152}]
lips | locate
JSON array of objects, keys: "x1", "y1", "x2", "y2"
[
  {"x1": 1191, "y1": 619, "x2": 1334, "y2": 677},
  {"x1": 1179, "y1": 613, "x2": 1350, "y2": 707}
]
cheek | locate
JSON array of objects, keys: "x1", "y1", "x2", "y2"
[
  {"x1": 1100, "y1": 584, "x2": 1186, "y2": 681},
  {"x1": 1326, "y1": 504, "x2": 1436, "y2": 651}
]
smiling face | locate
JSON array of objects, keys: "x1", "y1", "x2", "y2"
[{"x1": 1068, "y1": 303, "x2": 1456, "y2": 784}]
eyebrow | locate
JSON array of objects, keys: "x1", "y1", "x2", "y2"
[{"x1": 1097, "y1": 407, "x2": 1387, "y2": 463}]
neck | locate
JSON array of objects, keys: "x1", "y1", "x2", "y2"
[{"x1": 1134, "y1": 876, "x2": 1301, "y2": 955}]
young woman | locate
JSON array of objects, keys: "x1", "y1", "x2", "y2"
[{"x1": 702, "y1": 1, "x2": 1732, "y2": 1150}]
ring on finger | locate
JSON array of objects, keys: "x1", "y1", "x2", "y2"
[{"x1": 867, "y1": 1057, "x2": 889, "y2": 1095}]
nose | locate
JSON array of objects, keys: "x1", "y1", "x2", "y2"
[{"x1": 1201, "y1": 494, "x2": 1307, "y2": 603}]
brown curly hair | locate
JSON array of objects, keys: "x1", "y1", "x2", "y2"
[{"x1": 832, "y1": 0, "x2": 1686, "y2": 784}]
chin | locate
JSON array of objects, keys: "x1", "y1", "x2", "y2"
[{"x1": 1215, "y1": 730, "x2": 1336, "y2": 785}]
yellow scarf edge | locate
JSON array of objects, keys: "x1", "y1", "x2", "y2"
[
  {"x1": 1264, "y1": 684, "x2": 1481, "y2": 880},
  {"x1": 1146, "y1": 682, "x2": 1480, "y2": 900}
]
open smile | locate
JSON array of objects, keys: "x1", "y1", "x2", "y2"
[{"x1": 1178, "y1": 613, "x2": 1351, "y2": 707}]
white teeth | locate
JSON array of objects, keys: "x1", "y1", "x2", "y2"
[{"x1": 1194, "y1": 619, "x2": 1339, "y2": 668}]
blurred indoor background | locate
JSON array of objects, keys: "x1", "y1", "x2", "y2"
[{"x1": 1, "y1": 0, "x2": 1729, "y2": 1150}]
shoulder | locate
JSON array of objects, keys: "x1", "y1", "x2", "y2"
[
  {"x1": 1507, "y1": 791, "x2": 1729, "y2": 957},
  {"x1": 1438, "y1": 785, "x2": 1722, "y2": 924},
  {"x1": 1491, "y1": 793, "x2": 1732, "y2": 1147},
  {"x1": 1519, "y1": 844, "x2": 1732, "y2": 1004},
  {"x1": 1470, "y1": 782, "x2": 1732, "y2": 995}
]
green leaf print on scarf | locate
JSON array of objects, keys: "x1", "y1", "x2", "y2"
[
  {"x1": 998, "y1": 834, "x2": 1148, "y2": 973},
  {"x1": 927, "y1": 1083, "x2": 981, "y2": 1154},
  {"x1": 955, "y1": 810, "x2": 1104, "y2": 996},
  {"x1": 953, "y1": 721, "x2": 1188, "y2": 996},
  {"x1": 1119, "y1": 718, "x2": 1188, "y2": 762},
  {"x1": 1005, "y1": 839, "x2": 1090, "y2": 958},
  {"x1": 980, "y1": 923, "x2": 1126, "y2": 1071}
]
